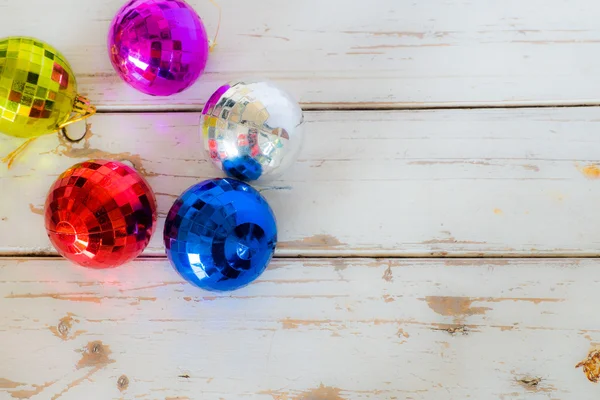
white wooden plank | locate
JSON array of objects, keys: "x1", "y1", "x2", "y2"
[
  {"x1": 1, "y1": 0, "x2": 600, "y2": 109},
  {"x1": 1, "y1": 257, "x2": 599, "y2": 399},
  {"x1": 3, "y1": 108, "x2": 600, "y2": 257}
]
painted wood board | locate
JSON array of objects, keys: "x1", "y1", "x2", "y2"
[
  {"x1": 1, "y1": 257, "x2": 599, "y2": 399},
  {"x1": 3, "y1": 108, "x2": 600, "y2": 257},
  {"x1": 2, "y1": 0, "x2": 600, "y2": 109}
]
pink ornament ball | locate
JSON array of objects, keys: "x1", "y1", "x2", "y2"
[{"x1": 108, "y1": 0, "x2": 210, "y2": 96}]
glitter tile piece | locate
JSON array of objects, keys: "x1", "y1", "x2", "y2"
[{"x1": 164, "y1": 178, "x2": 277, "y2": 291}]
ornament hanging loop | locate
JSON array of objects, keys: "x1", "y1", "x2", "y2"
[
  {"x1": 59, "y1": 94, "x2": 96, "y2": 142},
  {"x1": 207, "y1": 0, "x2": 222, "y2": 52}
]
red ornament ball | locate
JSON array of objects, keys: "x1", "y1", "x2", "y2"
[{"x1": 44, "y1": 159, "x2": 157, "y2": 268}]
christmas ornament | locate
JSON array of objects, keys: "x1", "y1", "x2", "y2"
[
  {"x1": 201, "y1": 79, "x2": 305, "y2": 182},
  {"x1": 108, "y1": 0, "x2": 210, "y2": 96},
  {"x1": 164, "y1": 178, "x2": 277, "y2": 291},
  {"x1": 44, "y1": 159, "x2": 157, "y2": 269},
  {"x1": 0, "y1": 36, "x2": 96, "y2": 166}
]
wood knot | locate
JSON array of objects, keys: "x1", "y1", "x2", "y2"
[
  {"x1": 577, "y1": 350, "x2": 600, "y2": 383},
  {"x1": 433, "y1": 325, "x2": 469, "y2": 335},
  {"x1": 117, "y1": 375, "x2": 129, "y2": 391},
  {"x1": 49, "y1": 313, "x2": 84, "y2": 341},
  {"x1": 446, "y1": 325, "x2": 469, "y2": 335},
  {"x1": 382, "y1": 265, "x2": 393, "y2": 282},
  {"x1": 518, "y1": 377, "x2": 542, "y2": 388},
  {"x1": 57, "y1": 320, "x2": 70, "y2": 337},
  {"x1": 178, "y1": 374, "x2": 191, "y2": 379},
  {"x1": 76, "y1": 341, "x2": 115, "y2": 369}
]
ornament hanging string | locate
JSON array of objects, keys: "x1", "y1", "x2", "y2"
[
  {"x1": 207, "y1": 0, "x2": 222, "y2": 52},
  {"x1": 1, "y1": 138, "x2": 37, "y2": 169},
  {"x1": 59, "y1": 95, "x2": 97, "y2": 142},
  {"x1": 2, "y1": 95, "x2": 96, "y2": 168}
]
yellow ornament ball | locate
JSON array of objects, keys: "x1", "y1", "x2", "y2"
[{"x1": 0, "y1": 36, "x2": 95, "y2": 139}]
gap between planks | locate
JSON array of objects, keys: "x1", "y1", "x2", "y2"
[
  {"x1": 6, "y1": 253, "x2": 600, "y2": 260},
  {"x1": 93, "y1": 99, "x2": 600, "y2": 114}
]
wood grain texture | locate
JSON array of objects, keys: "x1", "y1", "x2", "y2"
[
  {"x1": 1, "y1": 0, "x2": 600, "y2": 109},
  {"x1": 3, "y1": 108, "x2": 600, "y2": 256},
  {"x1": 3, "y1": 2, "x2": 600, "y2": 397},
  {"x1": 1, "y1": 257, "x2": 599, "y2": 399}
]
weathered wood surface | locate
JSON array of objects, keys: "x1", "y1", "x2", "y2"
[
  {"x1": 2, "y1": 0, "x2": 600, "y2": 109},
  {"x1": 4, "y1": 0, "x2": 600, "y2": 398},
  {"x1": 3, "y1": 108, "x2": 600, "y2": 257},
  {"x1": 1, "y1": 257, "x2": 599, "y2": 399}
]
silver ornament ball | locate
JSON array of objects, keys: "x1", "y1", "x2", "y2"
[{"x1": 200, "y1": 79, "x2": 305, "y2": 182}]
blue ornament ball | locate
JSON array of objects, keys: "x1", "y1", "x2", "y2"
[{"x1": 163, "y1": 178, "x2": 277, "y2": 291}]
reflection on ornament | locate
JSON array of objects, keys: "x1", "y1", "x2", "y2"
[
  {"x1": 201, "y1": 79, "x2": 305, "y2": 182},
  {"x1": 108, "y1": 0, "x2": 210, "y2": 96},
  {"x1": 164, "y1": 178, "x2": 277, "y2": 291},
  {"x1": 0, "y1": 36, "x2": 95, "y2": 167},
  {"x1": 44, "y1": 159, "x2": 157, "y2": 269}
]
